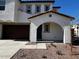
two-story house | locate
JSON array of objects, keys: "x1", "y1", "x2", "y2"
[{"x1": 0, "y1": 0, "x2": 74, "y2": 43}]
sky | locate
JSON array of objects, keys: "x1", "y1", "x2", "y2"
[{"x1": 54, "y1": 0, "x2": 79, "y2": 24}]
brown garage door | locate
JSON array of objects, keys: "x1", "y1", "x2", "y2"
[{"x1": 2, "y1": 25, "x2": 29, "y2": 40}]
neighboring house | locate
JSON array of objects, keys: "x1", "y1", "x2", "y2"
[
  {"x1": 0, "y1": 0, "x2": 74, "y2": 43},
  {"x1": 72, "y1": 24, "x2": 79, "y2": 37}
]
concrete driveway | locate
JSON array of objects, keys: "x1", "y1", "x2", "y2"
[
  {"x1": 0, "y1": 40, "x2": 47, "y2": 59},
  {"x1": 0, "y1": 40, "x2": 28, "y2": 59}
]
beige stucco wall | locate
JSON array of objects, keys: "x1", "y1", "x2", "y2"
[
  {"x1": 64, "y1": 26, "x2": 71, "y2": 43},
  {"x1": 0, "y1": 0, "x2": 16, "y2": 22},
  {"x1": 30, "y1": 12, "x2": 71, "y2": 28},
  {"x1": 42, "y1": 23, "x2": 63, "y2": 41},
  {"x1": 18, "y1": 11, "x2": 32, "y2": 23},
  {"x1": 13, "y1": 1, "x2": 32, "y2": 23},
  {"x1": 0, "y1": 0, "x2": 31, "y2": 23},
  {"x1": 16, "y1": 2, "x2": 53, "y2": 23},
  {"x1": 18, "y1": 3, "x2": 53, "y2": 14}
]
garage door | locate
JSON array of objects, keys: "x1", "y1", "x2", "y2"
[{"x1": 2, "y1": 25, "x2": 29, "y2": 40}]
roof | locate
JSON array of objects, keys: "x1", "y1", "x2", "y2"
[
  {"x1": 19, "y1": 0, "x2": 55, "y2": 3},
  {"x1": 28, "y1": 10, "x2": 75, "y2": 20},
  {"x1": 53, "y1": 6, "x2": 61, "y2": 9}
]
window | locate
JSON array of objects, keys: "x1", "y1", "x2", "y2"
[
  {"x1": 26, "y1": 5, "x2": 31, "y2": 14},
  {"x1": 44, "y1": 23, "x2": 50, "y2": 32},
  {"x1": 45, "y1": 5, "x2": 50, "y2": 11},
  {"x1": 0, "y1": 0, "x2": 5, "y2": 10},
  {"x1": 36, "y1": 5, "x2": 41, "y2": 13}
]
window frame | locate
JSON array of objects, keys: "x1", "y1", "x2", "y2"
[
  {"x1": 26, "y1": 5, "x2": 32, "y2": 14},
  {"x1": 0, "y1": 0, "x2": 5, "y2": 10},
  {"x1": 45, "y1": 5, "x2": 50, "y2": 11},
  {"x1": 35, "y1": 5, "x2": 41, "y2": 13}
]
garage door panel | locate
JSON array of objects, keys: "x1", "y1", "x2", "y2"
[{"x1": 2, "y1": 25, "x2": 29, "y2": 40}]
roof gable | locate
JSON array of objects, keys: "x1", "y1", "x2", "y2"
[{"x1": 28, "y1": 10, "x2": 75, "y2": 20}]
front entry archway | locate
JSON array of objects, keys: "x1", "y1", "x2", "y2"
[
  {"x1": 37, "y1": 22, "x2": 63, "y2": 42},
  {"x1": 29, "y1": 12, "x2": 72, "y2": 43}
]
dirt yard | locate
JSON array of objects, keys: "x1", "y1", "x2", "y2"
[{"x1": 11, "y1": 43, "x2": 79, "y2": 59}]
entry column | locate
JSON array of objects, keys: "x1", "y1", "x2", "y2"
[
  {"x1": 30, "y1": 23, "x2": 37, "y2": 42},
  {"x1": 63, "y1": 26, "x2": 71, "y2": 44}
]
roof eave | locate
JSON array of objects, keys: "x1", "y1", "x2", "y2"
[
  {"x1": 28, "y1": 11, "x2": 75, "y2": 20},
  {"x1": 51, "y1": 11, "x2": 75, "y2": 20},
  {"x1": 19, "y1": 0, "x2": 55, "y2": 3}
]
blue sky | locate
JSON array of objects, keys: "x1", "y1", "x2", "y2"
[{"x1": 54, "y1": 0, "x2": 79, "y2": 24}]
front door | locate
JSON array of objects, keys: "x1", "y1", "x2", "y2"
[{"x1": 37, "y1": 25, "x2": 42, "y2": 41}]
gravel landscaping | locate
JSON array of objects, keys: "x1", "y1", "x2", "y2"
[{"x1": 11, "y1": 43, "x2": 79, "y2": 59}]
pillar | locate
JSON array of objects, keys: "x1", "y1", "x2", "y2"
[
  {"x1": 30, "y1": 23, "x2": 37, "y2": 42},
  {"x1": 50, "y1": 4, "x2": 53, "y2": 10},
  {"x1": 32, "y1": 4, "x2": 36, "y2": 14},
  {"x1": 63, "y1": 26, "x2": 71, "y2": 44},
  {"x1": 41, "y1": 5, "x2": 45, "y2": 13}
]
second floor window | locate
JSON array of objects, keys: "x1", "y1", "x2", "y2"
[
  {"x1": 0, "y1": 0, "x2": 5, "y2": 10},
  {"x1": 36, "y1": 5, "x2": 41, "y2": 13},
  {"x1": 45, "y1": 5, "x2": 50, "y2": 11},
  {"x1": 26, "y1": 5, "x2": 31, "y2": 14}
]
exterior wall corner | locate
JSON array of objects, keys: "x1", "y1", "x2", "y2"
[{"x1": 63, "y1": 26, "x2": 71, "y2": 44}]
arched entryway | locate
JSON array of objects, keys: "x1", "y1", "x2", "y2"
[
  {"x1": 37, "y1": 22, "x2": 63, "y2": 42},
  {"x1": 29, "y1": 12, "x2": 72, "y2": 43}
]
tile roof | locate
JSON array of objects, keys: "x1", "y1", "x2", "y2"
[
  {"x1": 19, "y1": 0, "x2": 55, "y2": 3},
  {"x1": 28, "y1": 10, "x2": 75, "y2": 20}
]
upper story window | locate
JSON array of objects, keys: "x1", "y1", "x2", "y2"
[
  {"x1": 45, "y1": 5, "x2": 50, "y2": 11},
  {"x1": 0, "y1": 0, "x2": 5, "y2": 10},
  {"x1": 26, "y1": 5, "x2": 32, "y2": 14},
  {"x1": 35, "y1": 5, "x2": 41, "y2": 13}
]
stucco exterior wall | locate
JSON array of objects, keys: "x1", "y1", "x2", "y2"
[
  {"x1": 14, "y1": 0, "x2": 20, "y2": 22},
  {"x1": 17, "y1": 11, "x2": 31, "y2": 23},
  {"x1": 0, "y1": 0, "x2": 16, "y2": 22},
  {"x1": 0, "y1": 0, "x2": 53, "y2": 23},
  {"x1": 64, "y1": 26, "x2": 71, "y2": 43},
  {"x1": 30, "y1": 22, "x2": 37, "y2": 42},
  {"x1": 42, "y1": 23, "x2": 63, "y2": 41},
  {"x1": 19, "y1": 3, "x2": 53, "y2": 14},
  {"x1": 29, "y1": 12, "x2": 72, "y2": 42},
  {"x1": 15, "y1": 2, "x2": 53, "y2": 23},
  {"x1": 30, "y1": 13, "x2": 71, "y2": 28}
]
